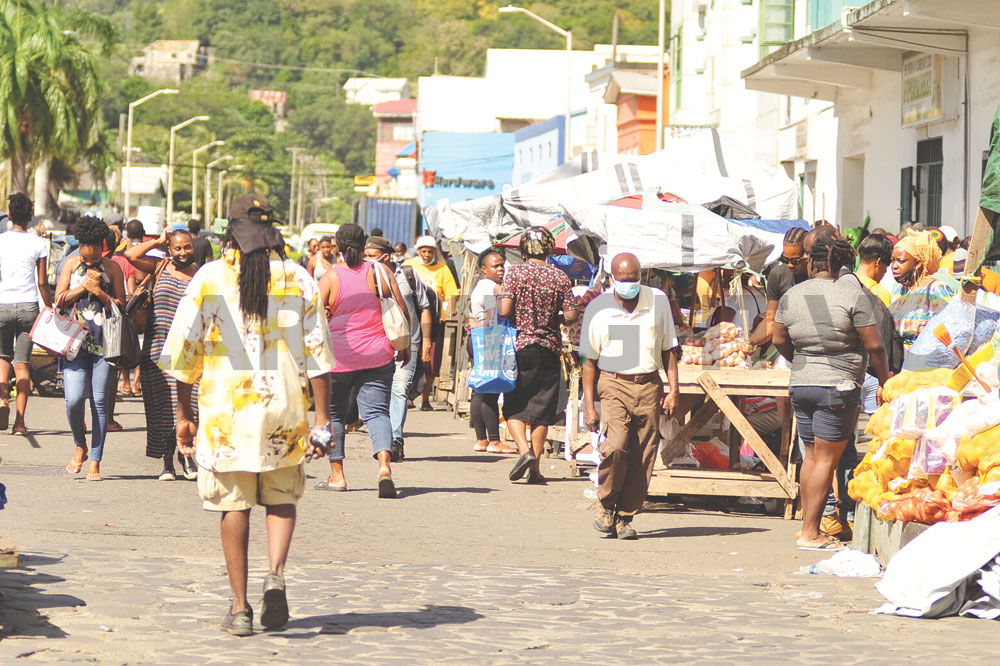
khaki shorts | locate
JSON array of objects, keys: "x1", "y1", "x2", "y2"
[{"x1": 198, "y1": 464, "x2": 306, "y2": 512}]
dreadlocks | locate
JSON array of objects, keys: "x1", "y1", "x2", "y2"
[
  {"x1": 223, "y1": 227, "x2": 285, "y2": 323},
  {"x1": 810, "y1": 236, "x2": 856, "y2": 275}
]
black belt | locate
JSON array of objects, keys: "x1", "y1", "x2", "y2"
[{"x1": 601, "y1": 370, "x2": 661, "y2": 384}]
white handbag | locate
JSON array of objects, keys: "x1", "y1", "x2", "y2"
[
  {"x1": 374, "y1": 264, "x2": 410, "y2": 351},
  {"x1": 29, "y1": 306, "x2": 89, "y2": 361}
]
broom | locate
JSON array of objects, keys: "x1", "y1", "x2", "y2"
[{"x1": 933, "y1": 323, "x2": 992, "y2": 392}]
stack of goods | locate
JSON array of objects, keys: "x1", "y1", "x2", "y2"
[
  {"x1": 848, "y1": 368, "x2": 1000, "y2": 524},
  {"x1": 680, "y1": 322, "x2": 756, "y2": 368}
]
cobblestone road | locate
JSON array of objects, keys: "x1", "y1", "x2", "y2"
[{"x1": 0, "y1": 396, "x2": 991, "y2": 664}]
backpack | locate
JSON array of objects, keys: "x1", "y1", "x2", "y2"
[{"x1": 402, "y1": 265, "x2": 441, "y2": 338}]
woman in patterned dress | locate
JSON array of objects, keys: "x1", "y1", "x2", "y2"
[{"x1": 126, "y1": 229, "x2": 200, "y2": 480}]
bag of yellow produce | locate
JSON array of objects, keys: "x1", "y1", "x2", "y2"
[
  {"x1": 889, "y1": 387, "x2": 960, "y2": 438},
  {"x1": 882, "y1": 369, "x2": 953, "y2": 403},
  {"x1": 959, "y1": 423, "x2": 1000, "y2": 476},
  {"x1": 866, "y1": 403, "x2": 893, "y2": 439}
]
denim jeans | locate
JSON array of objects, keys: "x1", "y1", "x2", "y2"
[
  {"x1": 823, "y1": 430, "x2": 859, "y2": 521},
  {"x1": 328, "y1": 361, "x2": 395, "y2": 461},
  {"x1": 389, "y1": 350, "x2": 419, "y2": 446},
  {"x1": 63, "y1": 348, "x2": 113, "y2": 462}
]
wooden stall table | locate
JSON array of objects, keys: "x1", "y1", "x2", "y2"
[{"x1": 651, "y1": 366, "x2": 800, "y2": 519}]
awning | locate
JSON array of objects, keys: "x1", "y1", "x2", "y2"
[
  {"x1": 396, "y1": 141, "x2": 416, "y2": 158},
  {"x1": 741, "y1": 0, "x2": 999, "y2": 101}
]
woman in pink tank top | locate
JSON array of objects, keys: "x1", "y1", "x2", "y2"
[{"x1": 318, "y1": 224, "x2": 409, "y2": 498}]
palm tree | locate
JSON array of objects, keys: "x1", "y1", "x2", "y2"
[{"x1": 0, "y1": 0, "x2": 116, "y2": 213}]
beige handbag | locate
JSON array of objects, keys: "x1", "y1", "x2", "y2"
[{"x1": 374, "y1": 264, "x2": 410, "y2": 351}]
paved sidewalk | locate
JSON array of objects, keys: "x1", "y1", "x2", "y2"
[{"x1": 0, "y1": 396, "x2": 992, "y2": 663}]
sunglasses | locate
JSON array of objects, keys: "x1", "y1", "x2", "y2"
[{"x1": 780, "y1": 255, "x2": 805, "y2": 266}]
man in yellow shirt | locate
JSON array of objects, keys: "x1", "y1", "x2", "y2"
[
  {"x1": 404, "y1": 235, "x2": 459, "y2": 411},
  {"x1": 855, "y1": 233, "x2": 893, "y2": 307}
]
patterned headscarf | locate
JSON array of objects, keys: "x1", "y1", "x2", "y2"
[
  {"x1": 896, "y1": 229, "x2": 942, "y2": 281},
  {"x1": 519, "y1": 225, "x2": 555, "y2": 258}
]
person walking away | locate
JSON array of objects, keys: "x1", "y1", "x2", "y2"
[
  {"x1": 188, "y1": 218, "x2": 214, "y2": 268},
  {"x1": 772, "y1": 237, "x2": 890, "y2": 551},
  {"x1": 161, "y1": 193, "x2": 334, "y2": 636},
  {"x1": 126, "y1": 229, "x2": 200, "y2": 480},
  {"x1": 300, "y1": 238, "x2": 319, "y2": 269},
  {"x1": 363, "y1": 236, "x2": 432, "y2": 462},
  {"x1": 319, "y1": 224, "x2": 409, "y2": 497},
  {"x1": 403, "y1": 236, "x2": 459, "y2": 411},
  {"x1": 0, "y1": 193, "x2": 52, "y2": 434},
  {"x1": 308, "y1": 235, "x2": 337, "y2": 280},
  {"x1": 499, "y1": 226, "x2": 580, "y2": 484},
  {"x1": 582, "y1": 253, "x2": 679, "y2": 540},
  {"x1": 110, "y1": 225, "x2": 138, "y2": 396},
  {"x1": 889, "y1": 229, "x2": 955, "y2": 353},
  {"x1": 123, "y1": 218, "x2": 156, "y2": 395},
  {"x1": 56, "y1": 216, "x2": 127, "y2": 481},
  {"x1": 468, "y1": 249, "x2": 517, "y2": 455}
]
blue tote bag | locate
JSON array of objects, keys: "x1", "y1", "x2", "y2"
[{"x1": 467, "y1": 318, "x2": 518, "y2": 393}]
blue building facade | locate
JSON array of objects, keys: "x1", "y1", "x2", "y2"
[
  {"x1": 513, "y1": 116, "x2": 564, "y2": 185},
  {"x1": 419, "y1": 131, "x2": 515, "y2": 208}
]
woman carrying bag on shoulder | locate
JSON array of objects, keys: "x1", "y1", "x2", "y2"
[
  {"x1": 126, "y1": 228, "x2": 201, "y2": 481},
  {"x1": 55, "y1": 216, "x2": 127, "y2": 481}
]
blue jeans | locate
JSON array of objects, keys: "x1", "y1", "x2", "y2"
[
  {"x1": 63, "y1": 349, "x2": 113, "y2": 462},
  {"x1": 860, "y1": 373, "x2": 879, "y2": 415},
  {"x1": 389, "y1": 350, "x2": 419, "y2": 446},
  {"x1": 328, "y1": 361, "x2": 395, "y2": 461}
]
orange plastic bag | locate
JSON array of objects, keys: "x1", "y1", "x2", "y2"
[
  {"x1": 881, "y1": 488, "x2": 952, "y2": 524},
  {"x1": 692, "y1": 441, "x2": 729, "y2": 470}
]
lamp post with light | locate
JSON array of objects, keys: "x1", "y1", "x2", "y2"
[
  {"x1": 167, "y1": 115, "x2": 209, "y2": 222},
  {"x1": 191, "y1": 140, "x2": 224, "y2": 218},
  {"x1": 124, "y1": 88, "x2": 179, "y2": 216},
  {"x1": 205, "y1": 155, "x2": 233, "y2": 224}
]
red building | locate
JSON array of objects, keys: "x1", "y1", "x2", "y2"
[
  {"x1": 373, "y1": 99, "x2": 417, "y2": 189},
  {"x1": 603, "y1": 71, "x2": 670, "y2": 156}
]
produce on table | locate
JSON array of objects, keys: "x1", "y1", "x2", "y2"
[{"x1": 680, "y1": 322, "x2": 756, "y2": 369}]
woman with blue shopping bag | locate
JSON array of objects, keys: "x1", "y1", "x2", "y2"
[{"x1": 467, "y1": 250, "x2": 517, "y2": 454}]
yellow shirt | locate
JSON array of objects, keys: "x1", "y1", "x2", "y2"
[
  {"x1": 403, "y1": 257, "x2": 459, "y2": 318},
  {"x1": 941, "y1": 253, "x2": 956, "y2": 275},
  {"x1": 159, "y1": 249, "x2": 335, "y2": 473},
  {"x1": 856, "y1": 272, "x2": 891, "y2": 307}
]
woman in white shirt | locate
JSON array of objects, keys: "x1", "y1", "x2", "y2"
[{"x1": 0, "y1": 194, "x2": 52, "y2": 434}]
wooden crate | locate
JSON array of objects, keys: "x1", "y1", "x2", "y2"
[
  {"x1": 852, "y1": 502, "x2": 929, "y2": 566},
  {"x1": 0, "y1": 538, "x2": 19, "y2": 568}
]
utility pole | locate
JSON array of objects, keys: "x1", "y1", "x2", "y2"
[{"x1": 287, "y1": 147, "x2": 303, "y2": 229}]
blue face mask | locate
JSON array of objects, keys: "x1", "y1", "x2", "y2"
[{"x1": 614, "y1": 280, "x2": 641, "y2": 300}]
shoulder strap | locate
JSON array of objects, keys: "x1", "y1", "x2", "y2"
[{"x1": 402, "y1": 265, "x2": 417, "y2": 292}]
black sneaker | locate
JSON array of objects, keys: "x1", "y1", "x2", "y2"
[
  {"x1": 260, "y1": 574, "x2": 289, "y2": 629},
  {"x1": 615, "y1": 516, "x2": 638, "y2": 540},
  {"x1": 221, "y1": 604, "x2": 253, "y2": 636},
  {"x1": 390, "y1": 440, "x2": 405, "y2": 462},
  {"x1": 526, "y1": 469, "x2": 547, "y2": 485},
  {"x1": 181, "y1": 456, "x2": 198, "y2": 480},
  {"x1": 508, "y1": 451, "x2": 536, "y2": 481},
  {"x1": 594, "y1": 507, "x2": 616, "y2": 534}
]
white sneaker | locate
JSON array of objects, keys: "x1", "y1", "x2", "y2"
[{"x1": 158, "y1": 468, "x2": 176, "y2": 481}]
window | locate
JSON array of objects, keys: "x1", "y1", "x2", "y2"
[
  {"x1": 548, "y1": 142, "x2": 553, "y2": 158},
  {"x1": 759, "y1": 0, "x2": 794, "y2": 58},
  {"x1": 900, "y1": 167, "x2": 914, "y2": 225},
  {"x1": 392, "y1": 123, "x2": 415, "y2": 142},
  {"x1": 915, "y1": 138, "x2": 943, "y2": 228},
  {"x1": 807, "y1": 0, "x2": 852, "y2": 33}
]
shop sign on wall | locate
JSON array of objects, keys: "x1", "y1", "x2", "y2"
[{"x1": 901, "y1": 53, "x2": 943, "y2": 127}]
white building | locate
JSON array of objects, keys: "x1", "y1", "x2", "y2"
[
  {"x1": 344, "y1": 78, "x2": 411, "y2": 106},
  {"x1": 670, "y1": 0, "x2": 787, "y2": 171},
  {"x1": 744, "y1": 0, "x2": 1000, "y2": 235}
]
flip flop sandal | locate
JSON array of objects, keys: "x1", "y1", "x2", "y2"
[
  {"x1": 314, "y1": 480, "x2": 347, "y2": 492},
  {"x1": 473, "y1": 440, "x2": 489, "y2": 452},
  {"x1": 377, "y1": 474, "x2": 397, "y2": 498},
  {"x1": 487, "y1": 441, "x2": 517, "y2": 454},
  {"x1": 797, "y1": 538, "x2": 845, "y2": 552}
]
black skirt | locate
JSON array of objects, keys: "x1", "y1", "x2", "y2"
[{"x1": 502, "y1": 344, "x2": 562, "y2": 426}]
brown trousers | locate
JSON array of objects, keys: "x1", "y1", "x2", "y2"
[{"x1": 596, "y1": 374, "x2": 663, "y2": 517}]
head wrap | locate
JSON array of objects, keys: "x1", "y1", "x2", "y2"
[
  {"x1": 519, "y1": 226, "x2": 555, "y2": 258},
  {"x1": 415, "y1": 235, "x2": 436, "y2": 249},
  {"x1": 896, "y1": 229, "x2": 942, "y2": 281}
]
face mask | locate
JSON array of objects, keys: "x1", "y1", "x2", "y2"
[
  {"x1": 420, "y1": 254, "x2": 435, "y2": 266},
  {"x1": 614, "y1": 280, "x2": 641, "y2": 300},
  {"x1": 896, "y1": 268, "x2": 916, "y2": 288},
  {"x1": 172, "y1": 256, "x2": 195, "y2": 269},
  {"x1": 393, "y1": 254, "x2": 405, "y2": 263}
]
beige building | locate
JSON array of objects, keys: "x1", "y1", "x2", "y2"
[{"x1": 129, "y1": 40, "x2": 213, "y2": 83}]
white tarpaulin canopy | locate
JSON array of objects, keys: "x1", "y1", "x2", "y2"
[{"x1": 425, "y1": 129, "x2": 798, "y2": 260}]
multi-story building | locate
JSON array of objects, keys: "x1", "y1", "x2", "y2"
[
  {"x1": 344, "y1": 78, "x2": 411, "y2": 106},
  {"x1": 373, "y1": 99, "x2": 418, "y2": 198},
  {"x1": 743, "y1": 0, "x2": 1000, "y2": 234},
  {"x1": 128, "y1": 40, "x2": 212, "y2": 83}
]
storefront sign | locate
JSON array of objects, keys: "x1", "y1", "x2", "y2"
[{"x1": 901, "y1": 53, "x2": 943, "y2": 127}]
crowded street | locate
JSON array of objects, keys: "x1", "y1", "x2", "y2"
[{"x1": 0, "y1": 395, "x2": 992, "y2": 664}]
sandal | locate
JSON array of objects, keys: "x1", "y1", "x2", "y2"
[
  {"x1": 473, "y1": 439, "x2": 489, "y2": 452},
  {"x1": 796, "y1": 536, "x2": 845, "y2": 552},
  {"x1": 66, "y1": 459, "x2": 84, "y2": 475},
  {"x1": 86, "y1": 472, "x2": 102, "y2": 482},
  {"x1": 107, "y1": 421, "x2": 124, "y2": 432},
  {"x1": 486, "y1": 441, "x2": 517, "y2": 455},
  {"x1": 314, "y1": 479, "x2": 347, "y2": 492}
]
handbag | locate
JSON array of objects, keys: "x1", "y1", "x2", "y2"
[
  {"x1": 125, "y1": 259, "x2": 169, "y2": 333},
  {"x1": 104, "y1": 301, "x2": 141, "y2": 370},
  {"x1": 467, "y1": 316, "x2": 518, "y2": 393},
  {"x1": 374, "y1": 264, "x2": 410, "y2": 351},
  {"x1": 29, "y1": 305, "x2": 89, "y2": 361}
]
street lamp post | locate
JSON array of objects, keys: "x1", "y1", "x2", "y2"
[
  {"x1": 124, "y1": 88, "x2": 179, "y2": 217},
  {"x1": 499, "y1": 6, "x2": 572, "y2": 162},
  {"x1": 205, "y1": 155, "x2": 233, "y2": 224},
  {"x1": 191, "y1": 140, "x2": 224, "y2": 218},
  {"x1": 218, "y1": 165, "x2": 244, "y2": 219},
  {"x1": 167, "y1": 115, "x2": 209, "y2": 222}
]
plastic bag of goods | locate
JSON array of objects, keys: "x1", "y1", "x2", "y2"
[
  {"x1": 871, "y1": 438, "x2": 916, "y2": 488},
  {"x1": 865, "y1": 403, "x2": 893, "y2": 440},
  {"x1": 949, "y1": 478, "x2": 1000, "y2": 521},
  {"x1": 880, "y1": 488, "x2": 952, "y2": 524},
  {"x1": 881, "y1": 368, "x2": 953, "y2": 403},
  {"x1": 692, "y1": 439, "x2": 730, "y2": 470},
  {"x1": 909, "y1": 431, "x2": 956, "y2": 478},
  {"x1": 902, "y1": 299, "x2": 976, "y2": 371},
  {"x1": 888, "y1": 387, "x2": 960, "y2": 439}
]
